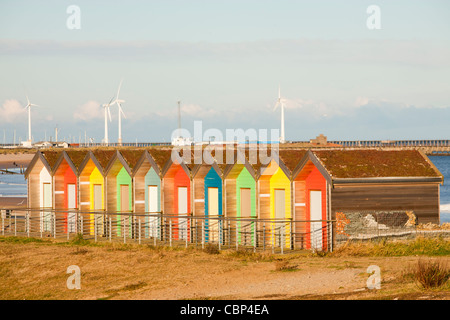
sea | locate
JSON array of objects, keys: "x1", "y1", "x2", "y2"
[{"x1": 1, "y1": 156, "x2": 450, "y2": 224}]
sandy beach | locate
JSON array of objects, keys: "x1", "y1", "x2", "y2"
[
  {"x1": 0, "y1": 197, "x2": 27, "y2": 209},
  {"x1": 0, "y1": 153, "x2": 34, "y2": 170},
  {"x1": 0, "y1": 153, "x2": 31, "y2": 208}
]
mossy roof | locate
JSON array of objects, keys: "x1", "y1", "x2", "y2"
[
  {"x1": 312, "y1": 150, "x2": 441, "y2": 178},
  {"x1": 40, "y1": 150, "x2": 64, "y2": 170},
  {"x1": 65, "y1": 150, "x2": 89, "y2": 170},
  {"x1": 119, "y1": 149, "x2": 145, "y2": 170},
  {"x1": 278, "y1": 149, "x2": 307, "y2": 173},
  {"x1": 147, "y1": 148, "x2": 174, "y2": 171},
  {"x1": 91, "y1": 150, "x2": 116, "y2": 169}
]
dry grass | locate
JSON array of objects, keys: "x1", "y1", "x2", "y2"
[
  {"x1": 407, "y1": 259, "x2": 450, "y2": 289},
  {"x1": 0, "y1": 235, "x2": 449, "y2": 300},
  {"x1": 331, "y1": 237, "x2": 450, "y2": 257}
]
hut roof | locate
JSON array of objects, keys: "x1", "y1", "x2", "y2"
[
  {"x1": 65, "y1": 150, "x2": 89, "y2": 170},
  {"x1": 119, "y1": 149, "x2": 145, "y2": 170},
  {"x1": 91, "y1": 150, "x2": 116, "y2": 169},
  {"x1": 278, "y1": 149, "x2": 308, "y2": 173},
  {"x1": 312, "y1": 149, "x2": 442, "y2": 179},
  {"x1": 40, "y1": 150, "x2": 63, "y2": 170},
  {"x1": 147, "y1": 148, "x2": 173, "y2": 171}
]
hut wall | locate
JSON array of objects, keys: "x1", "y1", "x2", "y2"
[
  {"x1": 225, "y1": 179, "x2": 236, "y2": 218},
  {"x1": 330, "y1": 182, "x2": 440, "y2": 224},
  {"x1": 194, "y1": 177, "x2": 205, "y2": 216}
]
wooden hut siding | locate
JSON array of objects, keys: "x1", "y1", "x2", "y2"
[
  {"x1": 330, "y1": 182, "x2": 440, "y2": 224},
  {"x1": 194, "y1": 176, "x2": 205, "y2": 217},
  {"x1": 293, "y1": 180, "x2": 307, "y2": 248},
  {"x1": 225, "y1": 179, "x2": 236, "y2": 218}
]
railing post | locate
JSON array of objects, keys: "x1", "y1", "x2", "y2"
[
  {"x1": 94, "y1": 213, "x2": 97, "y2": 242},
  {"x1": 263, "y1": 222, "x2": 265, "y2": 251},
  {"x1": 169, "y1": 219, "x2": 172, "y2": 247},
  {"x1": 109, "y1": 216, "x2": 112, "y2": 242},
  {"x1": 27, "y1": 211, "x2": 30, "y2": 238},
  {"x1": 280, "y1": 225, "x2": 284, "y2": 255},
  {"x1": 235, "y1": 221, "x2": 238, "y2": 251},
  {"x1": 138, "y1": 218, "x2": 141, "y2": 245},
  {"x1": 14, "y1": 211, "x2": 17, "y2": 236},
  {"x1": 253, "y1": 220, "x2": 256, "y2": 252},
  {"x1": 1, "y1": 210, "x2": 4, "y2": 236},
  {"x1": 202, "y1": 220, "x2": 205, "y2": 249},
  {"x1": 123, "y1": 217, "x2": 126, "y2": 244}
]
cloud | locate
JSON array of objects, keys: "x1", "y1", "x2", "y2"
[
  {"x1": 0, "y1": 99, "x2": 26, "y2": 123},
  {"x1": 73, "y1": 100, "x2": 103, "y2": 121}
]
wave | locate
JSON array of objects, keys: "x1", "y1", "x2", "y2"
[{"x1": 0, "y1": 181, "x2": 27, "y2": 186}]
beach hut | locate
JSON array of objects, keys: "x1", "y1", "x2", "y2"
[
  {"x1": 257, "y1": 151, "x2": 292, "y2": 248},
  {"x1": 104, "y1": 150, "x2": 134, "y2": 237},
  {"x1": 223, "y1": 150, "x2": 257, "y2": 245},
  {"x1": 192, "y1": 153, "x2": 224, "y2": 243},
  {"x1": 52, "y1": 151, "x2": 79, "y2": 234},
  {"x1": 25, "y1": 150, "x2": 60, "y2": 233},
  {"x1": 292, "y1": 149, "x2": 444, "y2": 250},
  {"x1": 132, "y1": 149, "x2": 165, "y2": 238},
  {"x1": 161, "y1": 148, "x2": 193, "y2": 241},
  {"x1": 77, "y1": 150, "x2": 114, "y2": 235}
]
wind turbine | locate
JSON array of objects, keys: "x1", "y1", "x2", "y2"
[
  {"x1": 273, "y1": 86, "x2": 286, "y2": 144},
  {"x1": 103, "y1": 96, "x2": 114, "y2": 145},
  {"x1": 112, "y1": 79, "x2": 126, "y2": 145},
  {"x1": 24, "y1": 94, "x2": 39, "y2": 143}
]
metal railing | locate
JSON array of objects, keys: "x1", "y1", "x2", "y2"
[{"x1": 0, "y1": 208, "x2": 335, "y2": 253}]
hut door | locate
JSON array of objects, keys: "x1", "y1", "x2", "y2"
[
  {"x1": 67, "y1": 184, "x2": 76, "y2": 233},
  {"x1": 148, "y1": 186, "x2": 159, "y2": 237},
  {"x1": 120, "y1": 185, "x2": 129, "y2": 212},
  {"x1": 310, "y1": 190, "x2": 322, "y2": 250},
  {"x1": 43, "y1": 183, "x2": 52, "y2": 232},
  {"x1": 208, "y1": 187, "x2": 219, "y2": 216},
  {"x1": 208, "y1": 187, "x2": 219, "y2": 242},
  {"x1": 240, "y1": 188, "x2": 251, "y2": 218},
  {"x1": 93, "y1": 184, "x2": 102, "y2": 210},
  {"x1": 274, "y1": 189, "x2": 285, "y2": 220},
  {"x1": 148, "y1": 186, "x2": 158, "y2": 213},
  {"x1": 178, "y1": 187, "x2": 188, "y2": 240}
]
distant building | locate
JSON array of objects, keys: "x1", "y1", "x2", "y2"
[{"x1": 310, "y1": 134, "x2": 327, "y2": 146}]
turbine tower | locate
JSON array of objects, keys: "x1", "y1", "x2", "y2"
[
  {"x1": 103, "y1": 96, "x2": 114, "y2": 145},
  {"x1": 24, "y1": 94, "x2": 39, "y2": 144},
  {"x1": 274, "y1": 86, "x2": 286, "y2": 143},
  {"x1": 112, "y1": 79, "x2": 126, "y2": 146}
]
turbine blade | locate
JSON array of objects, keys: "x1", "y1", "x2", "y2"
[
  {"x1": 273, "y1": 102, "x2": 279, "y2": 111},
  {"x1": 108, "y1": 96, "x2": 115, "y2": 106},
  {"x1": 108, "y1": 107, "x2": 112, "y2": 122},
  {"x1": 121, "y1": 107, "x2": 126, "y2": 119},
  {"x1": 116, "y1": 79, "x2": 123, "y2": 99}
]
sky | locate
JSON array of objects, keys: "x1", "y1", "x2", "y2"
[{"x1": 0, "y1": 0, "x2": 450, "y2": 144}]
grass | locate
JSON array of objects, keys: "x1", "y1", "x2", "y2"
[
  {"x1": 331, "y1": 237, "x2": 450, "y2": 257},
  {"x1": 406, "y1": 259, "x2": 450, "y2": 289}
]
